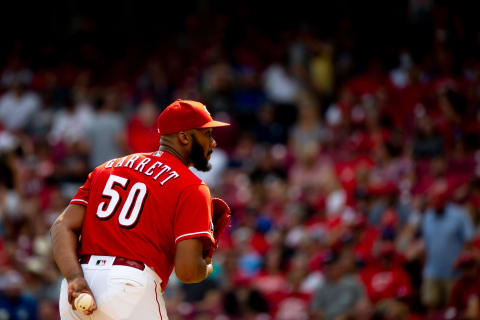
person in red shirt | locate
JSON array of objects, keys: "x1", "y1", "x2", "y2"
[
  {"x1": 126, "y1": 98, "x2": 160, "y2": 153},
  {"x1": 447, "y1": 252, "x2": 480, "y2": 320},
  {"x1": 50, "y1": 99, "x2": 231, "y2": 320},
  {"x1": 360, "y1": 242, "x2": 412, "y2": 305}
]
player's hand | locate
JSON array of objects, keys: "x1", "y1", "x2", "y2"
[
  {"x1": 211, "y1": 198, "x2": 231, "y2": 247},
  {"x1": 67, "y1": 275, "x2": 97, "y2": 315}
]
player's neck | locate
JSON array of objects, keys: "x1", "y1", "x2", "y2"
[{"x1": 159, "y1": 145, "x2": 189, "y2": 167}]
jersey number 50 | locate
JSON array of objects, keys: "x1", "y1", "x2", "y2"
[{"x1": 96, "y1": 174, "x2": 148, "y2": 229}]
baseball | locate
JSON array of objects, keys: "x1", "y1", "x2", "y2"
[{"x1": 74, "y1": 293, "x2": 93, "y2": 313}]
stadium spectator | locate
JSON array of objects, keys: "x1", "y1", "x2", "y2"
[
  {"x1": 421, "y1": 180, "x2": 474, "y2": 313},
  {"x1": 86, "y1": 88, "x2": 126, "y2": 168},
  {"x1": 311, "y1": 251, "x2": 370, "y2": 320},
  {"x1": 445, "y1": 252, "x2": 480, "y2": 320},
  {"x1": 126, "y1": 97, "x2": 159, "y2": 153},
  {"x1": 48, "y1": 93, "x2": 93, "y2": 147},
  {"x1": 0, "y1": 80, "x2": 40, "y2": 132},
  {"x1": 0, "y1": 270, "x2": 38, "y2": 320},
  {"x1": 360, "y1": 242, "x2": 412, "y2": 305}
]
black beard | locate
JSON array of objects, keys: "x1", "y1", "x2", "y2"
[{"x1": 191, "y1": 135, "x2": 212, "y2": 172}]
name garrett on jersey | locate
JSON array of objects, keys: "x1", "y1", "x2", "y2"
[{"x1": 104, "y1": 153, "x2": 179, "y2": 186}]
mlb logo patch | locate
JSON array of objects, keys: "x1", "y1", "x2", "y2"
[
  {"x1": 88, "y1": 256, "x2": 114, "y2": 269},
  {"x1": 96, "y1": 259, "x2": 107, "y2": 266}
]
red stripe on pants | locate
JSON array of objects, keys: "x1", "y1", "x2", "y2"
[{"x1": 154, "y1": 281, "x2": 163, "y2": 320}]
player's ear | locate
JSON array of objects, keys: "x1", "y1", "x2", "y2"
[{"x1": 178, "y1": 131, "x2": 191, "y2": 145}]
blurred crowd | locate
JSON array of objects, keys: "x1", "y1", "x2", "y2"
[{"x1": 2, "y1": 1, "x2": 480, "y2": 320}]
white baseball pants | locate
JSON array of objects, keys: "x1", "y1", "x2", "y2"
[{"x1": 59, "y1": 256, "x2": 168, "y2": 320}]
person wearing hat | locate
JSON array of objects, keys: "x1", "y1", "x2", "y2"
[
  {"x1": 421, "y1": 180, "x2": 474, "y2": 314},
  {"x1": 51, "y1": 100, "x2": 232, "y2": 319}
]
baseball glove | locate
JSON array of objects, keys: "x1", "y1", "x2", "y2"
[
  {"x1": 211, "y1": 197, "x2": 231, "y2": 247},
  {"x1": 203, "y1": 198, "x2": 231, "y2": 259}
]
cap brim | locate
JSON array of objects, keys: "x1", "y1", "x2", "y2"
[{"x1": 199, "y1": 120, "x2": 231, "y2": 129}]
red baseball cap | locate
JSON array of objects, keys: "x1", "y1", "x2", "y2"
[{"x1": 157, "y1": 99, "x2": 230, "y2": 135}]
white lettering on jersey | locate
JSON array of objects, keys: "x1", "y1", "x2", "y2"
[
  {"x1": 134, "y1": 158, "x2": 151, "y2": 172},
  {"x1": 124, "y1": 155, "x2": 140, "y2": 169},
  {"x1": 115, "y1": 156, "x2": 126, "y2": 167},
  {"x1": 104, "y1": 154, "x2": 181, "y2": 186},
  {"x1": 105, "y1": 159, "x2": 116, "y2": 168},
  {"x1": 153, "y1": 164, "x2": 171, "y2": 180},
  {"x1": 144, "y1": 161, "x2": 163, "y2": 176},
  {"x1": 160, "y1": 171, "x2": 179, "y2": 185}
]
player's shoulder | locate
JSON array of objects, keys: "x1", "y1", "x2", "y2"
[
  {"x1": 172, "y1": 166, "x2": 206, "y2": 193},
  {"x1": 174, "y1": 164, "x2": 203, "y2": 184}
]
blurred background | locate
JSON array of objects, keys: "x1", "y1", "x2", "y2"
[{"x1": 1, "y1": 0, "x2": 480, "y2": 319}]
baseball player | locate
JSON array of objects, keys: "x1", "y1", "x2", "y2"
[{"x1": 51, "y1": 99, "x2": 231, "y2": 319}]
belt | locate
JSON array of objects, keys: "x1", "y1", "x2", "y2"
[{"x1": 79, "y1": 255, "x2": 145, "y2": 271}]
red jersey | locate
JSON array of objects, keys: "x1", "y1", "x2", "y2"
[
  {"x1": 70, "y1": 151, "x2": 215, "y2": 290},
  {"x1": 449, "y1": 276, "x2": 480, "y2": 315},
  {"x1": 360, "y1": 265, "x2": 412, "y2": 304}
]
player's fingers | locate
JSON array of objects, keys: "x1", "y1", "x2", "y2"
[
  {"x1": 67, "y1": 287, "x2": 74, "y2": 305},
  {"x1": 68, "y1": 282, "x2": 81, "y2": 294},
  {"x1": 83, "y1": 307, "x2": 95, "y2": 316},
  {"x1": 89, "y1": 295, "x2": 97, "y2": 312},
  {"x1": 70, "y1": 290, "x2": 81, "y2": 310},
  {"x1": 84, "y1": 305, "x2": 97, "y2": 314}
]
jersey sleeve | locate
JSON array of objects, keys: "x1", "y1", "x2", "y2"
[
  {"x1": 174, "y1": 184, "x2": 215, "y2": 245},
  {"x1": 70, "y1": 171, "x2": 94, "y2": 206}
]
